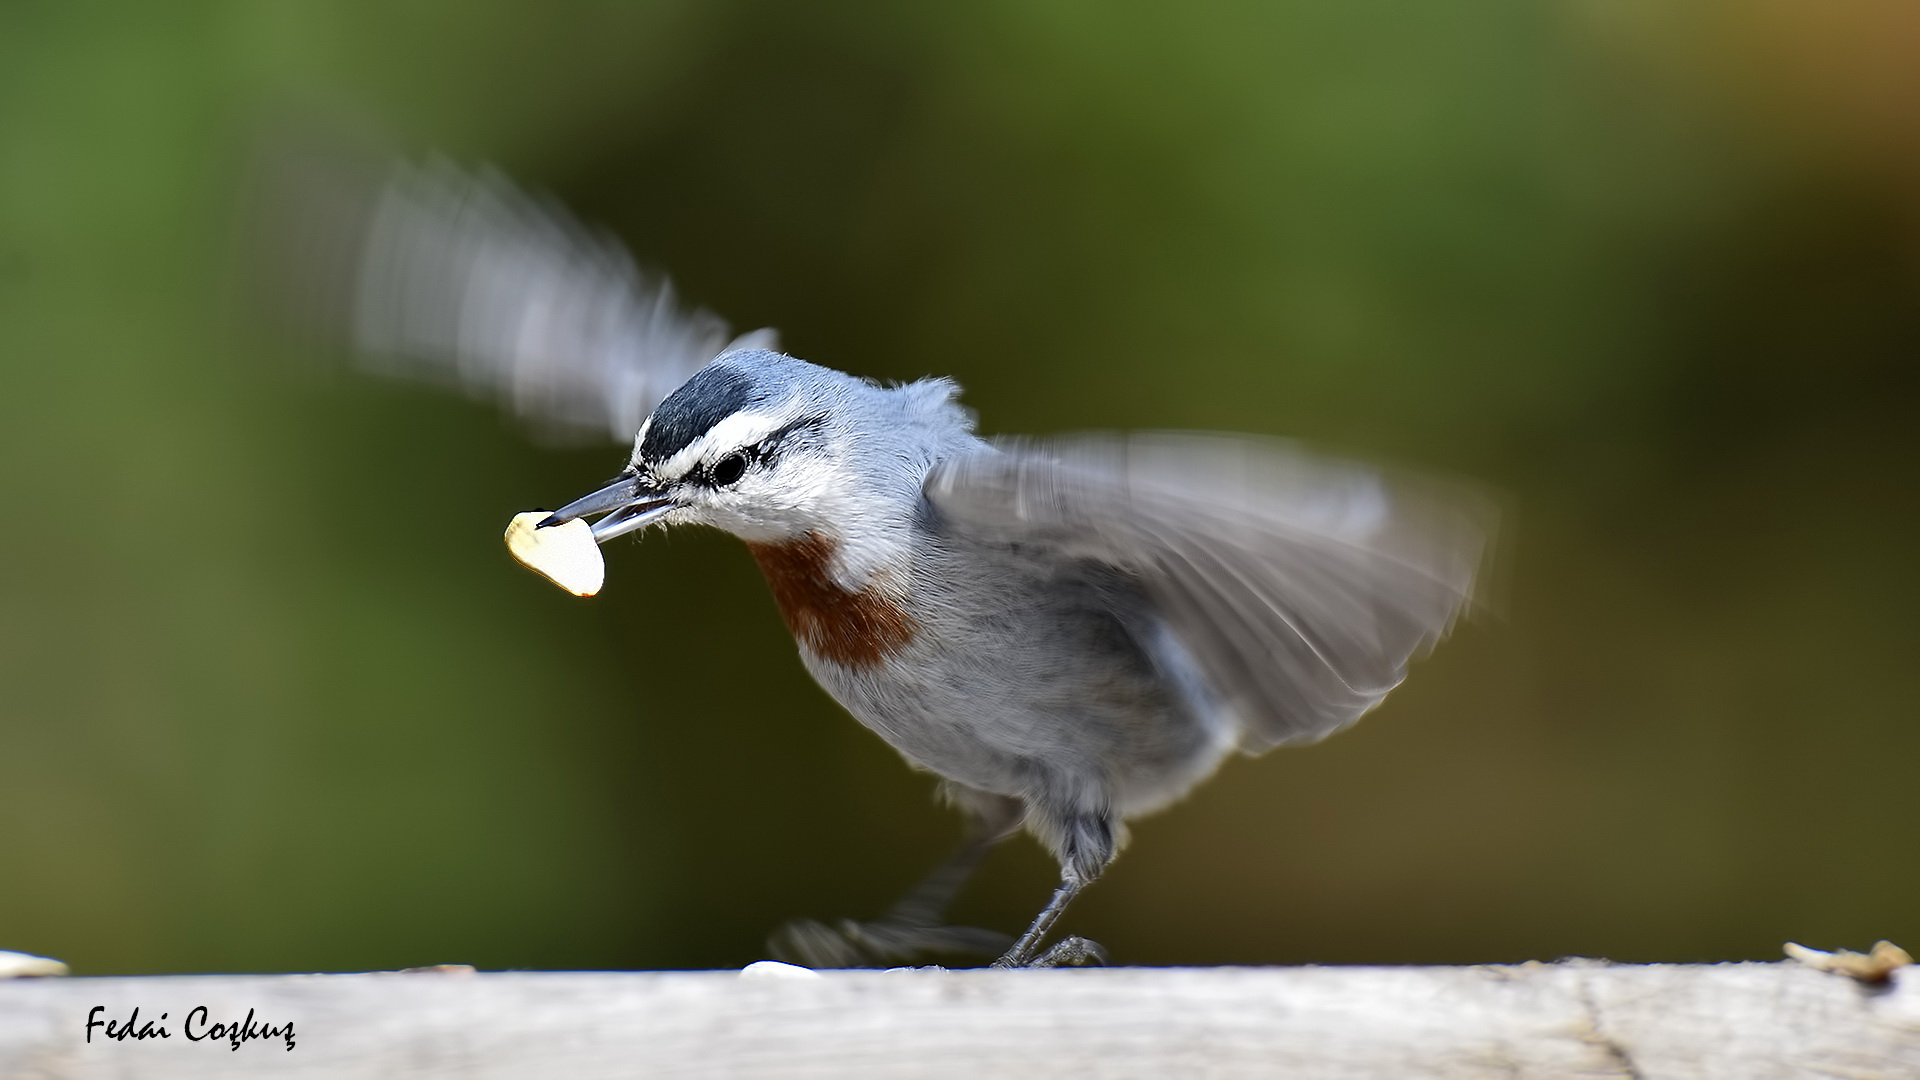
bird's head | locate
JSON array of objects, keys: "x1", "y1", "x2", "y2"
[{"x1": 537, "y1": 350, "x2": 971, "y2": 568}]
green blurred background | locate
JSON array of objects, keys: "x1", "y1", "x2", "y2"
[{"x1": 3, "y1": 1, "x2": 1916, "y2": 974}]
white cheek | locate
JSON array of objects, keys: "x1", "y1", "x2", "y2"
[
  {"x1": 678, "y1": 456, "x2": 916, "y2": 589},
  {"x1": 683, "y1": 460, "x2": 832, "y2": 538}
]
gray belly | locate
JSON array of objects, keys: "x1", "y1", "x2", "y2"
[{"x1": 800, "y1": 545, "x2": 1237, "y2": 820}]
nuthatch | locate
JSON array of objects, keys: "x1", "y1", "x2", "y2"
[{"x1": 309, "y1": 161, "x2": 1493, "y2": 968}]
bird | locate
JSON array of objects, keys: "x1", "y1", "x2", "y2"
[{"x1": 275, "y1": 158, "x2": 1494, "y2": 968}]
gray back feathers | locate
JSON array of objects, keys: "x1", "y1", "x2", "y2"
[{"x1": 926, "y1": 434, "x2": 1493, "y2": 751}]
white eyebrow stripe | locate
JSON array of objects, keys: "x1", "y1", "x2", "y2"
[
  {"x1": 627, "y1": 416, "x2": 654, "y2": 467},
  {"x1": 656, "y1": 408, "x2": 794, "y2": 478}
]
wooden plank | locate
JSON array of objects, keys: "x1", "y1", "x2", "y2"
[{"x1": 1, "y1": 961, "x2": 1915, "y2": 1078}]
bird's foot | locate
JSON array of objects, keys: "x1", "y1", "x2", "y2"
[
  {"x1": 769, "y1": 917, "x2": 1012, "y2": 969},
  {"x1": 991, "y1": 935, "x2": 1108, "y2": 969}
]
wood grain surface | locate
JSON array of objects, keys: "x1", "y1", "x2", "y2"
[{"x1": 2, "y1": 961, "x2": 1916, "y2": 1078}]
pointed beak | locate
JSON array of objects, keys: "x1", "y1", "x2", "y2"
[{"x1": 538, "y1": 474, "x2": 676, "y2": 543}]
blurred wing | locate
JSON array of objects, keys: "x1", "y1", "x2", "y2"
[
  {"x1": 925, "y1": 433, "x2": 1494, "y2": 750},
  {"x1": 272, "y1": 156, "x2": 776, "y2": 444}
]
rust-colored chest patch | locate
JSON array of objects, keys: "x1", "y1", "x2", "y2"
[{"x1": 745, "y1": 532, "x2": 918, "y2": 670}]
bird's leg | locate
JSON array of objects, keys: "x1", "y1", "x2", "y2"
[
  {"x1": 768, "y1": 835, "x2": 1010, "y2": 967},
  {"x1": 1029, "y1": 934, "x2": 1108, "y2": 968},
  {"x1": 990, "y1": 875, "x2": 1106, "y2": 968},
  {"x1": 992, "y1": 810, "x2": 1115, "y2": 968},
  {"x1": 877, "y1": 828, "x2": 999, "y2": 928},
  {"x1": 769, "y1": 796, "x2": 1021, "y2": 968}
]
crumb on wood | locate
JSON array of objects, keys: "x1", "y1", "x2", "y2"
[{"x1": 1783, "y1": 940, "x2": 1912, "y2": 983}]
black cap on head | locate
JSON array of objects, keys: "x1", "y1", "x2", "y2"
[{"x1": 639, "y1": 364, "x2": 755, "y2": 463}]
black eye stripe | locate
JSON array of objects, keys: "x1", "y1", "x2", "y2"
[
  {"x1": 760, "y1": 414, "x2": 827, "y2": 456},
  {"x1": 675, "y1": 413, "x2": 828, "y2": 489}
]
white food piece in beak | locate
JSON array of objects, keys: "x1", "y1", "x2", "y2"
[
  {"x1": 504, "y1": 511, "x2": 605, "y2": 597},
  {"x1": 0, "y1": 950, "x2": 68, "y2": 977}
]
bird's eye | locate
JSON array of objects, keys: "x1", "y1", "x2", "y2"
[{"x1": 712, "y1": 452, "x2": 748, "y2": 487}]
